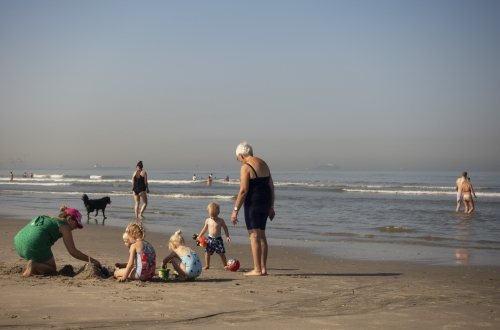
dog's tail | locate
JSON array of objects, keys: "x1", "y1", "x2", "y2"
[{"x1": 82, "y1": 194, "x2": 89, "y2": 205}]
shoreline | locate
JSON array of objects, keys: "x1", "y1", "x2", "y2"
[
  {"x1": 3, "y1": 212, "x2": 499, "y2": 267},
  {"x1": 1, "y1": 215, "x2": 499, "y2": 329}
]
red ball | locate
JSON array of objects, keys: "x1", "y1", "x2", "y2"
[{"x1": 227, "y1": 259, "x2": 240, "y2": 272}]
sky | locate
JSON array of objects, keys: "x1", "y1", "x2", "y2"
[{"x1": 1, "y1": 0, "x2": 500, "y2": 171}]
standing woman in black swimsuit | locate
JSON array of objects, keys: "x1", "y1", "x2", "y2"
[
  {"x1": 231, "y1": 142, "x2": 275, "y2": 276},
  {"x1": 132, "y1": 160, "x2": 149, "y2": 220}
]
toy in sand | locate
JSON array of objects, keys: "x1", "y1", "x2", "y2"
[
  {"x1": 192, "y1": 234, "x2": 208, "y2": 248},
  {"x1": 226, "y1": 259, "x2": 240, "y2": 272},
  {"x1": 156, "y1": 268, "x2": 170, "y2": 281}
]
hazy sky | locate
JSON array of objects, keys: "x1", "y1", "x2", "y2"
[{"x1": 1, "y1": 0, "x2": 499, "y2": 171}]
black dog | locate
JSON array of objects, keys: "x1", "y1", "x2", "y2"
[{"x1": 82, "y1": 194, "x2": 111, "y2": 225}]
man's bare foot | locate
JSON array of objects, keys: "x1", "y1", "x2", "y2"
[
  {"x1": 244, "y1": 270, "x2": 263, "y2": 276},
  {"x1": 203, "y1": 266, "x2": 209, "y2": 270}
]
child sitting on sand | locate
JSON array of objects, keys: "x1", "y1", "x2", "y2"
[
  {"x1": 162, "y1": 230, "x2": 202, "y2": 280},
  {"x1": 114, "y1": 223, "x2": 156, "y2": 282},
  {"x1": 197, "y1": 202, "x2": 231, "y2": 269}
]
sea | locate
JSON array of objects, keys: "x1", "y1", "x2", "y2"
[{"x1": 1, "y1": 168, "x2": 499, "y2": 266}]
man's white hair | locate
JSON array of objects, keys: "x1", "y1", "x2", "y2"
[{"x1": 235, "y1": 141, "x2": 253, "y2": 157}]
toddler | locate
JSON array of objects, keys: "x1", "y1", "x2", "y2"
[
  {"x1": 162, "y1": 230, "x2": 202, "y2": 280},
  {"x1": 114, "y1": 222, "x2": 156, "y2": 282},
  {"x1": 197, "y1": 202, "x2": 231, "y2": 269}
]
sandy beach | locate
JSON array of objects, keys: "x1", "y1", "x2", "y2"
[{"x1": 1, "y1": 216, "x2": 499, "y2": 329}]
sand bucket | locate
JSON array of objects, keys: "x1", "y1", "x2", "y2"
[{"x1": 157, "y1": 268, "x2": 170, "y2": 281}]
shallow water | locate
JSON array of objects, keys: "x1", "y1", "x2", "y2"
[{"x1": 2, "y1": 169, "x2": 499, "y2": 266}]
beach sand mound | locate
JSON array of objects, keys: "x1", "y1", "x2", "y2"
[
  {"x1": 0, "y1": 262, "x2": 112, "y2": 279},
  {"x1": 58, "y1": 263, "x2": 112, "y2": 280},
  {"x1": 74, "y1": 263, "x2": 112, "y2": 280},
  {"x1": 58, "y1": 264, "x2": 76, "y2": 276}
]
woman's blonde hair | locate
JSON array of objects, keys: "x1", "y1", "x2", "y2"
[
  {"x1": 169, "y1": 230, "x2": 185, "y2": 246},
  {"x1": 235, "y1": 141, "x2": 253, "y2": 157},
  {"x1": 126, "y1": 222, "x2": 145, "y2": 239},
  {"x1": 207, "y1": 202, "x2": 220, "y2": 218}
]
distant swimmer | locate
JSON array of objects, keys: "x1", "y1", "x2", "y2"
[
  {"x1": 10, "y1": 171, "x2": 14, "y2": 182},
  {"x1": 192, "y1": 174, "x2": 197, "y2": 181},
  {"x1": 207, "y1": 174, "x2": 213, "y2": 187},
  {"x1": 225, "y1": 175, "x2": 229, "y2": 182}
]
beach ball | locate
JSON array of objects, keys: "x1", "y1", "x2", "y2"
[{"x1": 227, "y1": 259, "x2": 240, "y2": 272}]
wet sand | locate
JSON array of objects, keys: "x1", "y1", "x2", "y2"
[{"x1": 1, "y1": 217, "x2": 499, "y2": 329}]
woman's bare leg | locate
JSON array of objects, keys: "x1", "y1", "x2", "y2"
[
  {"x1": 133, "y1": 194, "x2": 140, "y2": 219},
  {"x1": 139, "y1": 192, "x2": 148, "y2": 219},
  {"x1": 245, "y1": 229, "x2": 263, "y2": 276},
  {"x1": 23, "y1": 258, "x2": 57, "y2": 276},
  {"x1": 260, "y1": 231, "x2": 268, "y2": 275}
]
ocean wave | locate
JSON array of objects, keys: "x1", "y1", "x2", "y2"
[
  {"x1": 1, "y1": 189, "x2": 234, "y2": 200},
  {"x1": 3, "y1": 174, "x2": 500, "y2": 198},
  {"x1": 377, "y1": 226, "x2": 414, "y2": 233},
  {"x1": 32, "y1": 174, "x2": 64, "y2": 179},
  {"x1": 149, "y1": 179, "x2": 202, "y2": 185},
  {"x1": 344, "y1": 188, "x2": 455, "y2": 195},
  {"x1": 162, "y1": 193, "x2": 234, "y2": 200},
  {"x1": 0, "y1": 182, "x2": 71, "y2": 187},
  {"x1": 343, "y1": 188, "x2": 500, "y2": 197}
]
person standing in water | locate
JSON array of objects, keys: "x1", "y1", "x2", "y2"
[
  {"x1": 455, "y1": 171, "x2": 467, "y2": 212},
  {"x1": 459, "y1": 176, "x2": 477, "y2": 214},
  {"x1": 132, "y1": 160, "x2": 149, "y2": 220}
]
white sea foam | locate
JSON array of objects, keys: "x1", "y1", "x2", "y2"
[
  {"x1": 343, "y1": 188, "x2": 455, "y2": 195},
  {"x1": 342, "y1": 188, "x2": 500, "y2": 197},
  {"x1": 0, "y1": 182, "x2": 71, "y2": 187},
  {"x1": 32, "y1": 174, "x2": 64, "y2": 179},
  {"x1": 162, "y1": 193, "x2": 234, "y2": 200},
  {"x1": 149, "y1": 179, "x2": 197, "y2": 184}
]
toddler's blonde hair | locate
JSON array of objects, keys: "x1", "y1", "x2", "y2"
[
  {"x1": 207, "y1": 202, "x2": 220, "y2": 218},
  {"x1": 169, "y1": 229, "x2": 185, "y2": 246},
  {"x1": 126, "y1": 222, "x2": 145, "y2": 239}
]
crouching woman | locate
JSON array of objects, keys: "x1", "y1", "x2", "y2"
[{"x1": 13, "y1": 206, "x2": 102, "y2": 277}]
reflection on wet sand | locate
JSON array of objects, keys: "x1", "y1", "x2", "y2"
[{"x1": 454, "y1": 214, "x2": 473, "y2": 265}]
